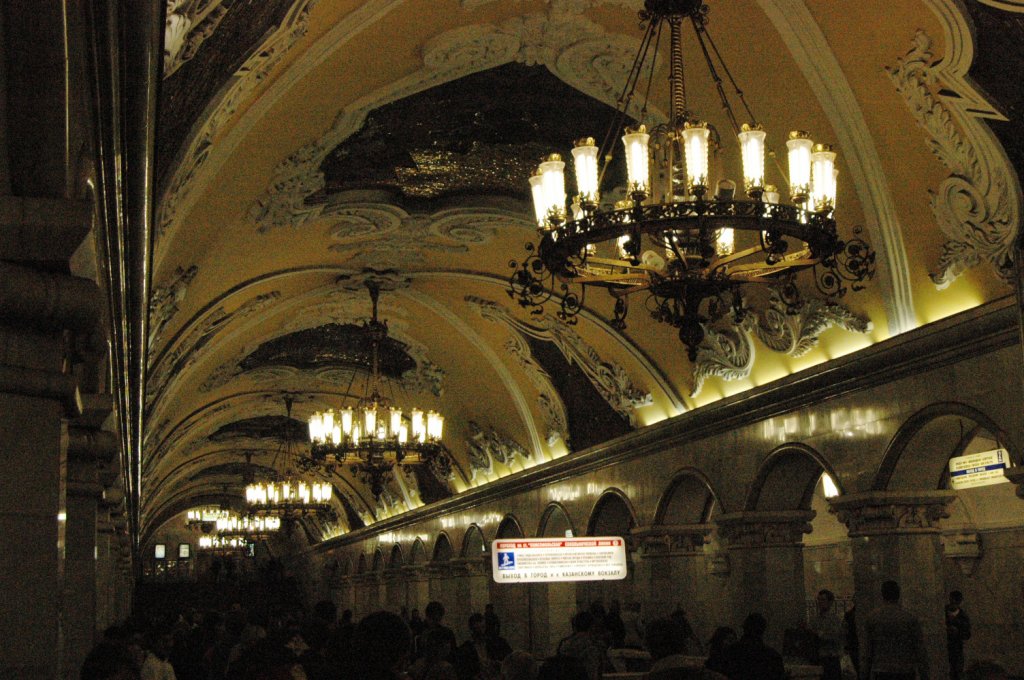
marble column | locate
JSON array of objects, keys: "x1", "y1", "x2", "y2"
[
  {"x1": 716, "y1": 511, "x2": 815, "y2": 647},
  {"x1": 63, "y1": 460, "x2": 104, "y2": 678},
  {"x1": 829, "y1": 491, "x2": 955, "y2": 680},
  {"x1": 1005, "y1": 466, "x2": 1024, "y2": 499},
  {"x1": 635, "y1": 524, "x2": 719, "y2": 636},
  {"x1": 451, "y1": 556, "x2": 492, "y2": 626}
]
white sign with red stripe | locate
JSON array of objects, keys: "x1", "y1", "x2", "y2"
[{"x1": 491, "y1": 537, "x2": 628, "y2": 583}]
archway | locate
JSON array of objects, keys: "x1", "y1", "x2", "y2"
[
  {"x1": 429, "y1": 533, "x2": 457, "y2": 621},
  {"x1": 582, "y1": 489, "x2": 638, "y2": 630},
  {"x1": 531, "y1": 503, "x2": 579, "y2": 656},
  {"x1": 538, "y1": 503, "x2": 576, "y2": 538},
  {"x1": 386, "y1": 544, "x2": 406, "y2": 613}
]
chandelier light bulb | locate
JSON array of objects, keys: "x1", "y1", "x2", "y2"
[
  {"x1": 811, "y1": 144, "x2": 837, "y2": 212},
  {"x1": 539, "y1": 155, "x2": 567, "y2": 222},
  {"x1": 786, "y1": 132, "x2": 813, "y2": 202},
  {"x1": 571, "y1": 137, "x2": 600, "y2": 204},
  {"x1": 389, "y1": 409, "x2": 402, "y2": 437},
  {"x1": 410, "y1": 409, "x2": 424, "y2": 439},
  {"x1": 398, "y1": 424, "x2": 409, "y2": 445},
  {"x1": 716, "y1": 228, "x2": 735, "y2": 257},
  {"x1": 340, "y1": 408, "x2": 353, "y2": 436},
  {"x1": 308, "y1": 413, "x2": 323, "y2": 442},
  {"x1": 682, "y1": 122, "x2": 710, "y2": 195},
  {"x1": 427, "y1": 411, "x2": 444, "y2": 440},
  {"x1": 529, "y1": 172, "x2": 546, "y2": 228},
  {"x1": 622, "y1": 126, "x2": 650, "y2": 195},
  {"x1": 738, "y1": 124, "x2": 767, "y2": 195},
  {"x1": 364, "y1": 407, "x2": 376, "y2": 437}
]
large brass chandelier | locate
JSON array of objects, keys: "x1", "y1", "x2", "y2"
[
  {"x1": 185, "y1": 506, "x2": 231, "y2": 532},
  {"x1": 306, "y1": 281, "x2": 447, "y2": 500},
  {"x1": 244, "y1": 399, "x2": 334, "y2": 516},
  {"x1": 215, "y1": 514, "x2": 282, "y2": 539},
  {"x1": 509, "y1": 0, "x2": 875, "y2": 361}
]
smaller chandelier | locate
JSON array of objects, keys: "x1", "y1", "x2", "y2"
[
  {"x1": 198, "y1": 535, "x2": 250, "y2": 552},
  {"x1": 215, "y1": 514, "x2": 281, "y2": 538},
  {"x1": 246, "y1": 479, "x2": 333, "y2": 514},
  {"x1": 185, "y1": 506, "x2": 231, "y2": 532},
  {"x1": 307, "y1": 280, "x2": 448, "y2": 500}
]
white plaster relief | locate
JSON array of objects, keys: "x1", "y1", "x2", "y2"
[
  {"x1": 887, "y1": 29, "x2": 1021, "y2": 289},
  {"x1": 249, "y1": 0, "x2": 643, "y2": 233},
  {"x1": 148, "y1": 264, "x2": 199, "y2": 353},
  {"x1": 467, "y1": 295, "x2": 651, "y2": 429},
  {"x1": 156, "y1": 0, "x2": 318, "y2": 243},
  {"x1": 691, "y1": 288, "x2": 873, "y2": 397},
  {"x1": 465, "y1": 420, "x2": 531, "y2": 480},
  {"x1": 756, "y1": 0, "x2": 917, "y2": 335},
  {"x1": 164, "y1": 0, "x2": 230, "y2": 78}
]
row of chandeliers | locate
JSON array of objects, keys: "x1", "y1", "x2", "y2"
[{"x1": 187, "y1": 505, "x2": 282, "y2": 553}]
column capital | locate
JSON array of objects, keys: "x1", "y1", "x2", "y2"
[
  {"x1": 401, "y1": 564, "x2": 428, "y2": 580},
  {"x1": 1004, "y1": 466, "x2": 1024, "y2": 499},
  {"x1": 827, "y1": 490, "x2": 954, "y2": 537},
  {"x1": 634, "y1": 523, "x2": 712, "y2": 557},
  {"x1": 715, "y1": 510, "x2": 815, "y2": 549}
]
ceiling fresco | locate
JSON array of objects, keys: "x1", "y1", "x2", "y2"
[{"x1": 144, "y1": 0, "x2": 1022, "y2": 543}]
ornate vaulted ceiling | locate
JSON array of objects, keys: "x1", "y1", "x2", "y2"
[{"x1": 145, "y1": 0, "x2": 1022, "y2": 541}]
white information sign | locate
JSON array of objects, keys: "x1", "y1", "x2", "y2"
[
  {"x1": 949, "y1": 448, "x2": 1011, "y2": 490},
  {"x1": 491, "y1": 537, "x2": 627, "y2": 583}
]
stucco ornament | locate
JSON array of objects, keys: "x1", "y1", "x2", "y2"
[
  {"x1": 691, "y1": 288, "x2": 872, "y2": 397},
  {"x1": 887, "y1": 30, "x2": 1021, "y2": 289},
  {"x1": 249, "y1": 0, "x2": 643, "y2": 233},
  {"x1": 465, "y1": 420, "x2": 531, "y2": 480},
  {"x1": 828, "y1": 491, "x2": 954, "y2": 537},
  {"x1": 163, "y1": 0, "x2": 231, "y2": 78},
  {"x1": 148, "y1": 264, "x2": 199, "y2": 352}
]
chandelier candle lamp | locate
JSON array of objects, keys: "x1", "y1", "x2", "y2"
[
  {"x1": 307, "y1": 281, "x2": 448, "y2": 500},
  {"x1": 185, "y1": 506, "x2": 231, "y2": 532},
  {"x1": 215, "y1": 514, "x2": 282, "y2": 539},
  {"x1": 510, "y1": 0, "x2": 875, "y2": 361},
  {"x1": 198, "y1": 535, "x2": 250, "y2": 552}
]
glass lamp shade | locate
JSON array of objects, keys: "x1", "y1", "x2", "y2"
[
  {"x1": 787, "y1": 132, "x2": 813, "y2": 201},
  {"x1": 426, "y1": 411, "x2": 444, "y2": 440},
  {"x1": 571, "y1": 138, "x2": 600, "y2": 203},
  {"x1": 538, "y1": 155, "x2": 567, "y2": 222},
  {"x1": 716, "y1": 228, "x2": 735, "y2": 257},
  {"x1": 621, "y1": 126, "x2": 650, "y2": 195},
  {"x1": 810, "y1": 144, "x2": 837, "y2": 212},
  {"x1": 682, "y1": 122, "x2": 710, "y2": 194},
  {"x1": 529, "y1": 173, "x2": 546, "y2": 228},
  {"x1": 738, "y1": 125, "x2": 767, "y2": 194},
  {"x1": 308, "y1": 412, "x2": 324, "y2": 443},
  {"x1": 411, "y1": 409, "x2": 425, "y2": 442}
]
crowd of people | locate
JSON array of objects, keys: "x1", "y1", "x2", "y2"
[{"x1": 81, "y1": 581, "x2": 1006, "y2": 680}]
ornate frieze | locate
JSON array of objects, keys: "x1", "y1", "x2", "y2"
[
  {"x1": 163, "y1": 0, "x2": 231, "y2": 78},
  {"x1": 148, "y1": 264, "x2": 198, "y2": 351},
  {"x1": 634, "y1": 523, "x2": 712, "y2": 557},
  {"x1": 465, "y1": 420, "x2": 531, "y2": 480},
  {"x1": 691, "y1": 288, "x2": 872, "y2": 397},
  {"x1": 466, "y1": 296, "x2": 650, "y2": 429},
  {"x1": 887, "y1": 30, "x2": 1021, "y2": 288},
  {"x1": 715, "y1": 511, "x2": 815, "y2": 549},
  {"x1": 827, "y1": 491, "x2": 955, "y2": 537}
]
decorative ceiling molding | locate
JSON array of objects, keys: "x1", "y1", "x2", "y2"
[
  {"x1": 149, "y1": 264, "x2": 199, "y2": 352},
  {"x1": 691, "y1": 288, "x2": 873, "y2": 397},
  {"x1": 156, "y1": 0, "x2": 317, "y2": 246},
  {"x1": 465, "y1": 420, "x2": 531, "y2": 481},
  {"x1": 163, "y1": 0, "x2": 232, "y2": 78},
  {"x1": 466, "y1": 296, "x2": 652, "y2": 427},
  {"x1": 319, "y1": 203, "x2": 531, "y2": 268},
  {"x1": 896, "y1": 0, "x2": 1022, "y2": 289},
  {"x1": 249, "y1": 0, "x2": 642, "y2": 233},
  {"x1": 977, "y1": 0, "x2": 1024, "y2": 11},
  {"x1": 755, "y1": 0, "x2": 916, "y2": 336}
]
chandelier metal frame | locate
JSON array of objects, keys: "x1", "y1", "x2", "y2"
[
  {"x1": 307, "y1": 281, "x2": 449, "y2": 501},
  {"x1": 508, "y1": 0, "x2": 875, "y2": 361}
]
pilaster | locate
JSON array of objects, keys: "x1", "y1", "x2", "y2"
[
  {"x1": 829, "y1": 491, "x2": 955, "y2": 680},
  {"x1": 635, "y1": 523, "x2": 717, "y2": 627}
]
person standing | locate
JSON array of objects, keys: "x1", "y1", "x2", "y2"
[
  {"x1": 862, "y1": 581, "x2": 929, "y2": 680},
  {"x1": 809, "y1": 589, "x2": 846, "y2": 680},
  {"x1": 720, "y1": 613, "x2": 785, "y2": 680},
  {"x1": 946, "y1": 591, "x2": 971, "y2": 680}
]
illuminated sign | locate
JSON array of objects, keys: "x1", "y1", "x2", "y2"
[
  {"x1": 949, "y1": 448, "x2": 1011, "y2": 490},
  {"x1": 491, "y1": 537, "x2": 627, "y2": 583}
]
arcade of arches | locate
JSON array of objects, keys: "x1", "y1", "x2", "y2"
[{"x1": 3, "y1": 1, "x2": 1024, "y2": 679}]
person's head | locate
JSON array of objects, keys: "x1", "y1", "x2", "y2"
[
  {"x1": 313, "y1": 599, "x2": 337, "y2": 625},
  {"x1": 816, "y1": 589, "x2": 835, "y2": 614},
  {"x1": 644, "y1": 617, "x2": 686, "y2": 661},
  {"x1": 708, "y1": 626, "x2": 738, "y2": 654},
  {"x1": 501, "y1": 650, "x2": 539, "y2": 680},
  {"x1": 469, "y1": 612, "x2": 486, "y2": 637},
  {"x1": 741, "y1": 613, "x2": 768, "y2": 640},
  {"x1": 352, "y1": 611, "x2": 413, "y2": 672},
  {"x1": 145, "y1": 629, "x2": 173, "y2": 660},
  {"x1": 421, "y1": 627, "x2": 453, "y2": 661},
  {"x1": 341, "y1": 609, "x2": 353, "y2": 624},
  {"x1": 949, "y1": 590, "x2": 964, "y2": 606},
  {"x1": 570, "y1": 611, "x2": 594, "y2": 634},
  {"x1": 881, "y1": 580, "x2": 901, "y2": 603},
  {"x1": 410, "y1": 608, "x2": 421, "y2": 621},
  {"x1": 425, "y1": 601, "x2": 445, "y2": 624},
  {"x1": 537, "y1": 656, "x2": 588, "y2": 680},
  {"x1": 589, "y1": 601, "x2": 607, "y2": 618},
  {"x1": 80, "y1": 642, "x2": 140, "y2": 680}
]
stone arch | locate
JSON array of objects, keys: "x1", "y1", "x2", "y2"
[
  {"x1": 586, "y1": 488, "x2": 638, "y2": 537},
  {"x1": 409, "y1": 537, "x2": 427, "y2": 565},
  {"x1": 432, "y1": 532, "x2": 454, "y2": 563},
  {"x1": 746, "y1": 443, "x2": 842, "y2": 512},
  {"x1": 389, "y1": 543, "x2": 405, "y2": 568},
  {"x1": 372, "y1": 548, "x2": 386, "y2": 573},
  {"x1": 654, "y1": 468, "x2": 723, "y2": 524},
  {"x1": 461, "y1": 524, "x2": 488, "y2": 557},
  {"x1": 496, "y1": 514, "x2": 525, "y2": 538},
  {"x1": 875, "y1": 402, "x2": 1018, "y2": 491},
  {"x1": 537, "y1": 502, "x2": 576, "y2": 538}
]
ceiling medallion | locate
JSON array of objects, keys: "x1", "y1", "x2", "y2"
[
  {"x1": 508, "y1": 0, "x2": 875, "y2": 361},
  {"x1": 307, "y1": 281, "x2": 448, "y2": 500},
  {"x1": 244, "y1": 400, "x2": 335, "y2": 517}
]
